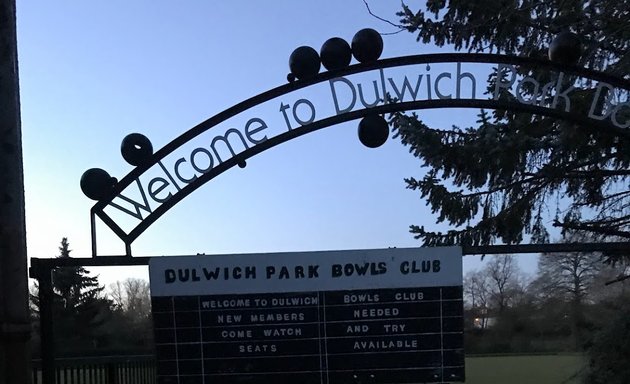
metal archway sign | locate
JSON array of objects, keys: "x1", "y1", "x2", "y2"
[
  {"x1": 83, "y1": 52, "x2": 630, "y2": 256},
  {"x1": 28, "y1": 33, "x2": 628, "y2": 384}
]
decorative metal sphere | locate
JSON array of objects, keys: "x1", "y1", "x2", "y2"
[
  {"x1": 287, "y1": 73, "x2": 296, "y2": 83},
  {"x1": 80, "y1": 168, "x2": 117, "y2": 201},
  {"x1": 121, "y1": 133, "x2": 153, "y2": 166},
  {"x1": 289, "y1": 46, "x2": 321, "y2": 80},
  {"x1": 237, "y1": 160, "x2": 247, "y2": 169},
  {"x1": 351, "y1": 28, "x2": 383, "y2": 63},
  {"x1": 548, "y1": 32, "x2": 581, "y2": 65},
  {"x1": 320, "y1": 37, "x2": 352, "y2": 71},
  {"x1": 358, "y1": 115, "x2": 388, "y2": 148}
]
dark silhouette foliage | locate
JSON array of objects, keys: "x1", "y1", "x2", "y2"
[{"x1": 392, "y1": 1, "x2": 630, "y2": 255}]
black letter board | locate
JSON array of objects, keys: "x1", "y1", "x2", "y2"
[{"x1": 149, "y1": 247, "x2": 464, "y2": 383}]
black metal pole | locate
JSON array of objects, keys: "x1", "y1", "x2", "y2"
[
  {"x1": 35, "y1": 267, "x2": 55, "y2": 384},
  {"x1": 461, "y1": 242, "x2": 630, "y2": 255}
]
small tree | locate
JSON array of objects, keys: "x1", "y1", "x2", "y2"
[
  {"x1": 52, "y1": 238, "x2": 104, "y2": 311},
  {"x1": 50, "y1": 238, "x2": 113, "y2": 353}
]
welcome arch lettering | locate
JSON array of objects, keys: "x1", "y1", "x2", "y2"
[{"x1": 83, "y1": 52, "x2": 630, "y2": 256}]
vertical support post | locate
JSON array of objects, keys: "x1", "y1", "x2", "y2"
[
  {"x1": 106, "y1": 362, "x2": 119, "y2": 384},
  {"x1": 36, "y1": 265, "x2": 55, "y2": 384},
  {"x1": 90, "y1": 212, "x2": 97, "y2": 257},
  {"x1": 0, "y1": 0, "x2": 31, "y2": 383}
]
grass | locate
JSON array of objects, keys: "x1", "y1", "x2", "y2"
[{"x1": 464, "y1": 354, "x2": 586, "y2": 384}]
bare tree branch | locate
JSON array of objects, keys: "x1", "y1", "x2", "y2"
[{"x1": 361, "y1": 0, "x2": 406, "y2": 35}]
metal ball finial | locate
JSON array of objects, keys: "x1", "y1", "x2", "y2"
[
  {"x1": 358, "y1": 115, "x2": 389, "y2": 148},
  {"x1": 121, "y1": 133, "x2": 153, "y2": 166},
  {"x1": 320, "y1": 37, "x2": 352, "y2": 71},
  {"x1": 289, "y1": 46, "x2": 321, "y2": 80},
  {"x1": 549, "y1": 31, "x2": 581, "y2": 65},
  {"x1": 80, "y1": 168, "x2": 117, "y2": 201},
  {"x1": 351, "y1": 28, "x2": 384, "y2": 63}
]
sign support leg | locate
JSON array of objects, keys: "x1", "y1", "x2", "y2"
[{"x1": 36, "y1": 267, "x2": 55, "y2": 384}]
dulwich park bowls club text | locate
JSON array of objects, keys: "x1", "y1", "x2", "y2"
[{"x1": 163, "y1": 259, "x2": 442, "y2": 284}]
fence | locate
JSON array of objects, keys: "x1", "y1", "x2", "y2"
[{"x1": 31, "y1": 355, "x2": 155, "y2": 384}]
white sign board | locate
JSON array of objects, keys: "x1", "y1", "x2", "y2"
[{"x1": 149, "y1": 247, "x2": 462, "y2": 296}]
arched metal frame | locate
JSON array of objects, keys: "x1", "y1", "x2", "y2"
[
  {"x1": 90, "y1": 53, "x2": 630, "y2": 256},
  {"x1": 34, "y1": 52, "x2": 630, "y2": 384}
]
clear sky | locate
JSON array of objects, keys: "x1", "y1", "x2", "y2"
[{"x1": 16, "y1": 0, "x2": 539, "y2": 285}]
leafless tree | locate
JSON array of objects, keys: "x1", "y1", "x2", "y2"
[
  {"x1": 535, "y1": 252, "x2": 601, "y2": 304},
  {"x1": 485, "y1": 254, "x2": 525, "y2": 312},
  {"x1": 108, "y1": 278, "x2": 151, "y2": 323},
  {"x1": 534, "y1": 248, "x2": 602, "y2": 349},
  {"x1": 463, "y1": 254, "x2": 525, "y2": 331},
  {"x1": 464, "y1": 270, "x2": 489, "y2": 309},
  {"x1": 464, "y1": 270, "x2": 491, "y2": 329}
]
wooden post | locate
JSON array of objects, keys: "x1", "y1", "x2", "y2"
[{"x1": 0, "y1": 0, "x2": 31, "y2": 382}]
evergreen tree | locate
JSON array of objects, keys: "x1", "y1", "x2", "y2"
[
  {"x1": 391, "y1": 1, "x2": 630, "y2": 253},
  {"x1": 585, "y1": 306, "x2": 630, "y2": 384},
  {"x1": 50, "y1": 238, "x2": 113, "y2": 354},
  {"x1": 52, "y1": 238, "x2": 104, "y2": 311}
]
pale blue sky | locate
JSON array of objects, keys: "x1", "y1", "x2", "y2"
[{"x1": 17, "y1": 1, "x2": 539, "y2": 284}]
